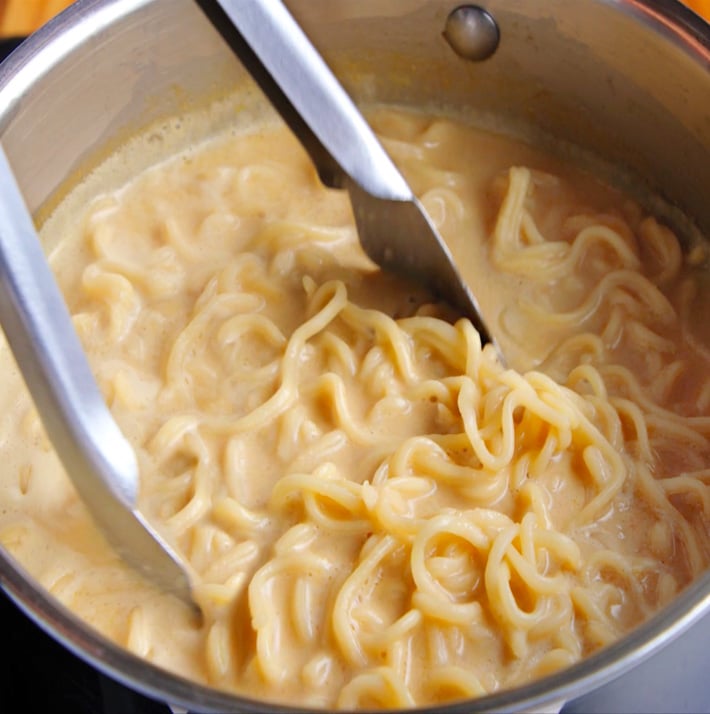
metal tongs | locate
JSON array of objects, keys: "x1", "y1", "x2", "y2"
[
  {"x1": 0, "y1": 147, "x2": 194, "y2": 602},
  {"x1": 0, "y1": 0, "x2": 496, "y2": 607},
  {"x1": 199, "y1": 0, "x2": 494, "y2": 344}
]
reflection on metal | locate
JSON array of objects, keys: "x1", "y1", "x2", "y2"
[{"x1": 444, "y1": 5, "x2": 499, "y2": 62}]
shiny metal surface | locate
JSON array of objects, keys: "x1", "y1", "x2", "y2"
[
  {"x1": 443, "y1": 5, "x2": 500, "y2": 62},
  {"x1": 0, "y1": 0, "x2": 707, "y2": 712},
  {"x1": 203, "y1": 0, "x2": 496, "y2": 347},
  {"x1": 0, "y1": 144, "x2": 194, "y2": 607},
  {"x1": 562, "y1": 606, "x2": 710, "y2": 713}
]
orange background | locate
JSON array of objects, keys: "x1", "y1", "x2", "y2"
[
  {"x1": 686, "y1": 0, "x2": 710, "y2": 17},
  {"x1": 0, "y1": 0, "x2": 709, "y2": 36},
  {"x1": 0, "y1": 0, "x2": 74, "y2": 36}
]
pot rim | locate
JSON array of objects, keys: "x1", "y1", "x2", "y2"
[{"x1": 0, "y1": 1, "x2": 708, "y2": 712}]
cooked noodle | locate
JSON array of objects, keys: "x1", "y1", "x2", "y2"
[{"x1": 0, "y1": 107, "x2": 707, "y2": 709}]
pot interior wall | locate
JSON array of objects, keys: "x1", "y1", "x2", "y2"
[{"x1": 1, "y1": 0, "x2": 708, "y2": 242}]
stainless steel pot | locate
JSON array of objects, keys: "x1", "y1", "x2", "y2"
[{"x1": 0, "y1": 1, "x2": 708, "y2": 712}]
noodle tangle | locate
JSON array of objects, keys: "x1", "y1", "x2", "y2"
[{"x1": 0, "y1": 109, "x2": 706, "y2": 709}]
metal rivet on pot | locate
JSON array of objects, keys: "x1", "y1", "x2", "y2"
[{"x1": 443, "y1": 5, "x2": 499, "y2": 62}]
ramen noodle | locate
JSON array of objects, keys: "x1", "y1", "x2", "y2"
[{"x1": 0, "y1": 107, "x2": 708, "y2": 709}]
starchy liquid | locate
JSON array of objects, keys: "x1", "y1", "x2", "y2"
[{"x1": 0, "y1": 106, "x2": 707, "y2": 709}]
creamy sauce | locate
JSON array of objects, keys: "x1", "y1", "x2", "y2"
[{"x1": 0, "y1": 106, "x2": 707, "y2": 709}]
